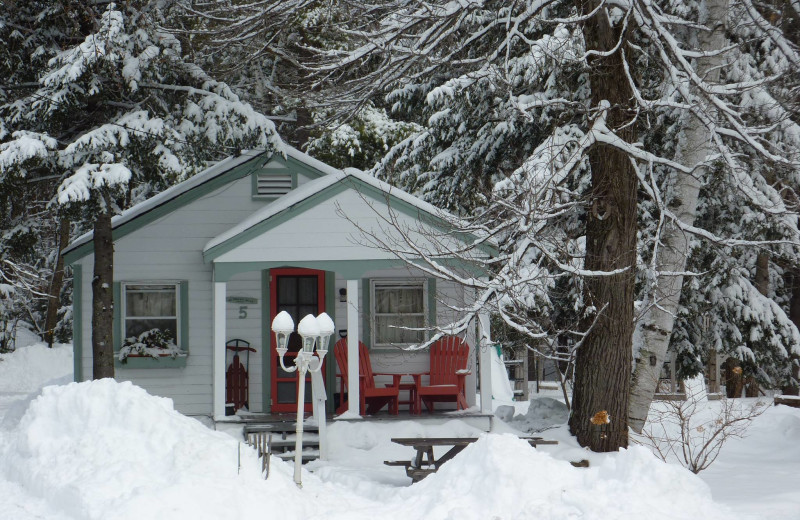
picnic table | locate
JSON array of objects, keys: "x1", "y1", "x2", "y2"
[{"x1": 385, "y1": 436, "x2": 558, "y2": 482}]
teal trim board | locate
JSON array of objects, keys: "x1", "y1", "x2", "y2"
[
  {"x1": 213, "y1": 260, "x2": 407, "y2": 283},
  {"x1": 362, "y1": 278, "x2": 370, "y2": 348},
  {"x1": 283, "y1": 154, "x2": 329, "y2": 181},
  {"x1": 261, "y1": 270, "x2": 271, "y2": 413},
  {"x1": 325, "y1": 271, "x2": 336, "y2": 414},
  {"x1": 114, "y1": 356, "x2": 188, "y2": 369},
  {"x1": 72, "y1": 264, "x2": 83, "y2": 382}
]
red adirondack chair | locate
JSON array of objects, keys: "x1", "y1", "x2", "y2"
[
  {"x1": 415, "y1": 336, "x2": 471, "y2": 412},
  {"x1": 334, "y1": 338, "x2": 401, "y2": 415}
]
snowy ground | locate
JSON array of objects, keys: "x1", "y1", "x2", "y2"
[{"x1": 0, "y1": 342, "x2": 798, "y2": 520}]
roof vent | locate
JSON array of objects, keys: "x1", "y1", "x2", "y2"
[{"x1": 255, "y1": 173, "x2": 293, "y2": 198}]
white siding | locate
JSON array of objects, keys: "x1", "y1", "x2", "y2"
[{"x1": 78, "y1": 175, "x2": 269, "y2": 415}]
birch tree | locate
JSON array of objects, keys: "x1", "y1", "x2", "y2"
[{"x1": 628, "y1": 0, "x2": 730, "y2": 432}]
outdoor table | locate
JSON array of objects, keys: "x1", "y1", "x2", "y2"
[
  {"x1": 385, "y1": 436, "x2": 558, "y2": 482},
  {"x1": 397, "y1": 382, "x2": 420, "y2": 414}
]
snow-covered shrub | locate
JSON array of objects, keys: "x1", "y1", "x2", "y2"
[{"x1": 635, "y1": 386, "x2": 767, "y2": 473}]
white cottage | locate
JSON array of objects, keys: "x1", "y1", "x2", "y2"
[{"x1": 63, "y1": 145, "x2": 495, "y2": 425}]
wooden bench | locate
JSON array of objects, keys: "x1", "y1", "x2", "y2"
[
  {"x1": 774, "y1": 395, "x2": 800, "y2": 408},
  {"x1": 385, "y1": 436, "x2": 558, "y2": 482}
]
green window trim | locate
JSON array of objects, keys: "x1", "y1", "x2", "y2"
[
  {"x1": 362, "y1": 278, "x2": 370, "y2": 348},
  {"x1": 365, "y1": 277, "x2": 437, "y2": 350},
  {"x1": 113, "y1": 280, "x2": 189, "y2": 368},
  {"x1": 427, "y1": 278, "x2": 437, "y2": 329},
  {"x1": 72, "y1": 264, "x2": 83, "y2": 382}
]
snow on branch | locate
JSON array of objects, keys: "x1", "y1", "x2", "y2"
[
  {"x1": 57, "y1": 161, "x2": 132, "y2": 204},
  {"x1": 0, "y1": 131, "x2": 58, "y2": 173}
]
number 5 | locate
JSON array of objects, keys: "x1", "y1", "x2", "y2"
[{"x1": 238, "y1": 306, "x2": 248, "y2": 319}]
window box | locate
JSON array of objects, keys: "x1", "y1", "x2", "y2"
[{"x1": 115, "y1": 354, "x2": 188, "y2": 369}]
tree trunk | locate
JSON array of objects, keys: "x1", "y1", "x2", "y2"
[
  {"x1": 44, "y1": 217, "x2": 70, "y2": 347},
  {"x1": 743, "y1": 252, "x2": 769, "y2": 397},
  {"x1": 755, "y1": 252, "x2": 770, "y2": 295},
  {"x1": 745, "y1": 376, "x2": 760, "y2": 397},
  {"x1": 784, "y1": 267, "x2": 800, "y2": 395},
  {"x1": 568, "y1": 1, "x2": 637, "y2": 452},
  {"x1": 628, "y1": 0, "x2": 728, "y2": 433},
  {"x1": 723, "y1": 357, "x2": 744, "y2": 398},
  {"x1": 92, "y1": 194, "x2": 115, "y2": 379}
]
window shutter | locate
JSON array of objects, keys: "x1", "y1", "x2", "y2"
[
  {"x1": 113, "y1": 282, "x2": 122, "y2": 352},
  {"x1": 73, "y1": 264, "x2": 83, "y2": 382},
  {"x1": 427, "y1": 278, "x2": 437, "y2": 329},
  {"x1": 255, "y1": 173, "x2": 293, "y2": 197},
  {"x1": 362, "y1": 278, "x2": 371, "y2": 348},
  {"x1": 180, "y1": 281, "x2": 189, "y2": 352}
]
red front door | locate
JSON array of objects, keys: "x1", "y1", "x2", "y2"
[{"x1": 270, "y1": 268, "x2": 326, "y2": 413}]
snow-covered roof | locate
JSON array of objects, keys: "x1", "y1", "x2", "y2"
[
  {"x1": 63, "y1": 149, "x2": 267, "y2": 256},
  {"x1": 64, "y1": 142, "x2": 488, "y2": 261},
  {"x1": 203, "y1": 163, "x2": 457, "y2": 254}
]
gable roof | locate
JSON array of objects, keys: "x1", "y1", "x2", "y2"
[
  {"x1": 62, "y1": 144, "x2": 330, "y2": 264},
  {"x1": 64, "y1": 144, "x2": 496, "y2": 265},
  {"x1": 202, "y1": 166, "x2": 493, "y2": 262}
]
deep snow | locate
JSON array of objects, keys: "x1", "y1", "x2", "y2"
[{"x1": 0, "y1": 342, "x2": 798, "y2": 520}]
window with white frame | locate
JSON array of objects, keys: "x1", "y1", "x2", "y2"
[
  {"x1": 123, "y1": 283, "x2": 180, "y2": 345},
  {"x1": 371, "y1": 280, "x2": 426, "y2": 347}
]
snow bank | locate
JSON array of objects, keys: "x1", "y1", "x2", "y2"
[
  {"x1": 509, "y1": 396, "x2": 569, "y2": 433},
  {"x1": 318, "y1": 420, "x2": 731, "y2": 520},
  {"x1": 0, "y1": 378, "x2": 738, "y2": 520},
  {"x1": 384, "y1": 435, "x2": 730, "y2": 520},
  {"x1": 0, "y1": 379, "x2": 311, "y2": 520},
  {"x1": 0, "y1": 342, "x2": 72, "y2": 393},
  {"x1": 698, "y1": 402, "x2": 800, "y2": 519}
]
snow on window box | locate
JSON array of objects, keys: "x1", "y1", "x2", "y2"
[{"x1": 118, "y1": 328, "x2": 186, "y2": 363}]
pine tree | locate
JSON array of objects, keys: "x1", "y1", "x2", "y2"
[{"x1": 0, "y1": 0, "x2": 280, "y2": 377}]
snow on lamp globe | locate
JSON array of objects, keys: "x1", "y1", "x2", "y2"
[{"x1": 271, "y1": 310, "x2": 334, "y2": 487}]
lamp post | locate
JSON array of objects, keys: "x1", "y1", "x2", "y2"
[{"x1": 271, "y1": 310, "x2": 334, "y2": 487}]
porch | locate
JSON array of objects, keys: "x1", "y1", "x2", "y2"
[
  {"x1": 202, "y1": 168, "x2": 495, "y2": 421},
  {"x1": 210, "y1": 262, "x2": 494, "y2": 421},
  {"x1": 219, "y1": 409, "x2": 495, "y2": 431}
]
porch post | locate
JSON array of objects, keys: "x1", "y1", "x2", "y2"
[
  {"x1": 478, "y1": 310, "x2": 493, "y2": 413},
  {"x1": 213, "y1": 280, "x2": 227, "y2": 419},
  {"x1": 346, "y1": 279, "x2": 361, "y2": 416}
]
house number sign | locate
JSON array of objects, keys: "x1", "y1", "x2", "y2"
[{"x1": 226, "y1": 296, "x2": 258, "y2": 319}]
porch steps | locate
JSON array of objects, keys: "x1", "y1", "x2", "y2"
[{"x1": 244, "y1": 421, "x2": 321, "y2": 465}]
